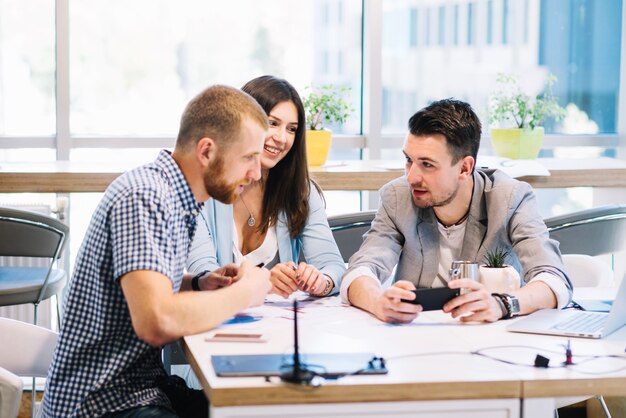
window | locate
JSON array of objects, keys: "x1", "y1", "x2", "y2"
[
  {"x1": 409, "y1": 8, "x2": 418, "y2": 48},
  {"x1": 523, "y1": 0, "x2": 530, "y2": 44},
  {"x1": 438, "y1": 6, "x2": 446, "y2": 46},
  {"x1": 69, "y1": 0, "x2": 362, "y2": 137},
  {"x1": 540, "y1": 0, "x2": 622, "y2": 134},
  {"x1": 425, "y1": 8, "x2": 431, "y2": 46},
  {"x1": 502, "y1": 0, "x2": 509, "y2": 44},
  {"x1": 487, "y1": 0, "x2": 494, "y2": 45},
  {"x1": 0, "y1": 0, "x2": 55, "y2": 136},
  {"x1": 381, "y1": 0, "x2": 623, "y2": 136},
  {"x1": 454, "y1": 4, "x2": 460, "y2": 46},
  {"x1": 467, "y1": 2, "x2": 475, "y2": 45}
]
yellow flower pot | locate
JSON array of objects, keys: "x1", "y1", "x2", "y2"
[
  {"x1": 491, "y1": 127, "x2": 544, "y2": 160},
  {"x1": 305, "y1": 129, "x2": 332, "y2": 166}
]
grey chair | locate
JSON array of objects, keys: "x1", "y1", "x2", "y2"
[
  {"x1": 544, "y1": 204, "x2": 626, "y2": 256},
  {"x1": 328, "y1": 210, "x2": 376, "y2": 263},
  {"x1": 162, "y1": 340, "x2": 187, "y2": 376},
  {"x1": 0, "y1": 207, "x2": 69, "y2": 327}
]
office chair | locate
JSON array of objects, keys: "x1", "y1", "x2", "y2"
[
  {"x1": 545, "y1": 204, "x2": 626, "y2": 256},
  {"x1": 327, "y1": 210, "x2": 376, "y2": 263},
  {"x1": 0, "y1": 207, "x2": 69, "y2": 327},
  {"x1": 0, "y1": 318, "x2": 58, "y2": 418},
  {"x1": 162, "y1": 340, "x2": 187, "y2": 376}
]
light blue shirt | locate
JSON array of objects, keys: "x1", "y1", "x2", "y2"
[{"x1": 187, "y1": 183, "x2": 345, "y2": 294}]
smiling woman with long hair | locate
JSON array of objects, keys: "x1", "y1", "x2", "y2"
[{"x1": 187, "y1": 75, "x2": 344, "y2": 298}]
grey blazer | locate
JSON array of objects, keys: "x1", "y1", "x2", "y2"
[{"x1": 345, "y1": 169, "x2": 572, "y2": 295}]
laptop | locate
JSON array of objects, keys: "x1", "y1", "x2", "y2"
[{"x1": 507, "y1": 278, "x2": 626, "y2": 339}]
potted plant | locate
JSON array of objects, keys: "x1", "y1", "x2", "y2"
[
  {"x1": 302, "y1": 84, "x2": 354, "y2": 166},
  {"x1": 487, "y1": 73, "x2": 566, "y2": 159},
  {"x1": 479, "y1": 247, "x2": 521, "y2": 293}
]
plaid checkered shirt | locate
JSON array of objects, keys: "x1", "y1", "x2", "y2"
[{"x1": 41, "y1": 150, "x2": 201, "y2": 417}]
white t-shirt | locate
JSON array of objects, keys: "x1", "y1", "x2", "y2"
[{"x1": 433, "y1": 221, "x2": 467, "y2": 287}]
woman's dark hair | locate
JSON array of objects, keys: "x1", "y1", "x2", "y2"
[
  {"x1": 408, "y1": 98, "x2": 482, "y2": 167},
  {"x1": 242, "y1": 75, "x2": 320, "y2": 238}
]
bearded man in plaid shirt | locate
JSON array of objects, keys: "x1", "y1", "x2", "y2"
[{"x1": 41, "y1": 85, "x2": 272, "y2": 418}]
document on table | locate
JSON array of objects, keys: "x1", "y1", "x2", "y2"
[{"x1": 476, "y1": 156, "x2": 550, "y2": 178}]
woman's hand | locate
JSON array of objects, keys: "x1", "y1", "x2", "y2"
[
  {"x1": 269, "y1": 262, "x2": 299, "y2": 298},
  {"x1": 295, "y1": 262, "x2": 333, "y2": 296}
]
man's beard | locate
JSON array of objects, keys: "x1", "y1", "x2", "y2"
[
  {"x1": 412, "y1": 184, "x2": 459, "y2": 209},
  {"x1": 203, "y1": 156, "x2": 245, "y2": 204}
]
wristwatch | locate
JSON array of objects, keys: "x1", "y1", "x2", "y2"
[
  {"x1": 493, "y1": 293, "x2": 520, "y2": 319},
  {"x1": 191, "y1": 270, "x2": 208, "y2": 291}
]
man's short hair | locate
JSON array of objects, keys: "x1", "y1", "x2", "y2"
[
  {"x1": 408, "y1": 98, "x2": 482, "y2": 165},
  {"x1": 176, "y1": 85, "x2": 268, "y2": 151}
]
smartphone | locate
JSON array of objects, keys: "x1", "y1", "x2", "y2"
[
  {"x1": 401, "y1": 287, "x2": 460, "y2": 311},
  {"x1": 205, "y1": 332, "x2": 266, "y2": 343}
]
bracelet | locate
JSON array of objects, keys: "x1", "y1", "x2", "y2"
[
  {"x1": 491, "y1": 293, "x2": 510, "y2": 319},
  {"x1": 314, "y1": 276, "x2": 334, "y2": 297},
  {"x1": 191, "y1": 270, "x2": 208, "y2": 291}
]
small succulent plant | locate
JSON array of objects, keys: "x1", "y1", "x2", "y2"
[{"x1": 483, "y1": 247, "x2": 510, "y2": 268}]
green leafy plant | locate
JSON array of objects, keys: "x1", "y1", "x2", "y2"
[
  {"x1": 483, "y1": 247, "x2": 510, "y2": 268},
  {"x1": 303, "y1": 84, "x2": 354, "y2": 130},
  {"x1": 488, "y1": 73, "x2": 566, "y2": 130}
]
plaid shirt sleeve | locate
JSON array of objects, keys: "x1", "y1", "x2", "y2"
[{"x1": 110, "y1": 186, "x2": 176, "y2": 284}]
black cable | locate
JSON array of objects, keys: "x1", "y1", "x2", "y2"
[
  {"x1": 384, "y1": 344, "x2": 626, "y2": 373},
  {"x1": 259, "y1": 345, "x2": 626, "y2": 386}
]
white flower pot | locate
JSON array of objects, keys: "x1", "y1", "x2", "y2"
[{"x1": 479, "y1": 265, "x2": 521, "y2": 294}]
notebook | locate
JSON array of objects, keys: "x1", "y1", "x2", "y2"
[{"x1": 507, "y1": 278, "x2": 626, "y2": 339}]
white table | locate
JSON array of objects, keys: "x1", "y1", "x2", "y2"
[{"x1": 182, "y1": 289, "x2": 626, "y2": 418}]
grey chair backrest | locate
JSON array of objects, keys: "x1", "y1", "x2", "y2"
[
  {"x1": 544, "y1": 204, "x2": 626, "y2": 256},
  {"x1": 0, "y1": 207, "x2": 68, "y2": 260},
  {"x1": 0, "y1": 207, "x2": 69, "y2": 307},
  {"x1": 328, "y1": 210, "x2": 376, "y2": 263}
]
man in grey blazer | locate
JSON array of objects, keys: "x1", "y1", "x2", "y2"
[{"x1": 340, "y1": 99, "x2": 572, "y2": 324}]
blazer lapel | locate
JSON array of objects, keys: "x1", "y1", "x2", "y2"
[
  {"x1": 460, "y1": 171, "x2": 488, "y2": 261},
  {"x1": 417, "y1": 210, "x2": 440, "y2": 287}
]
